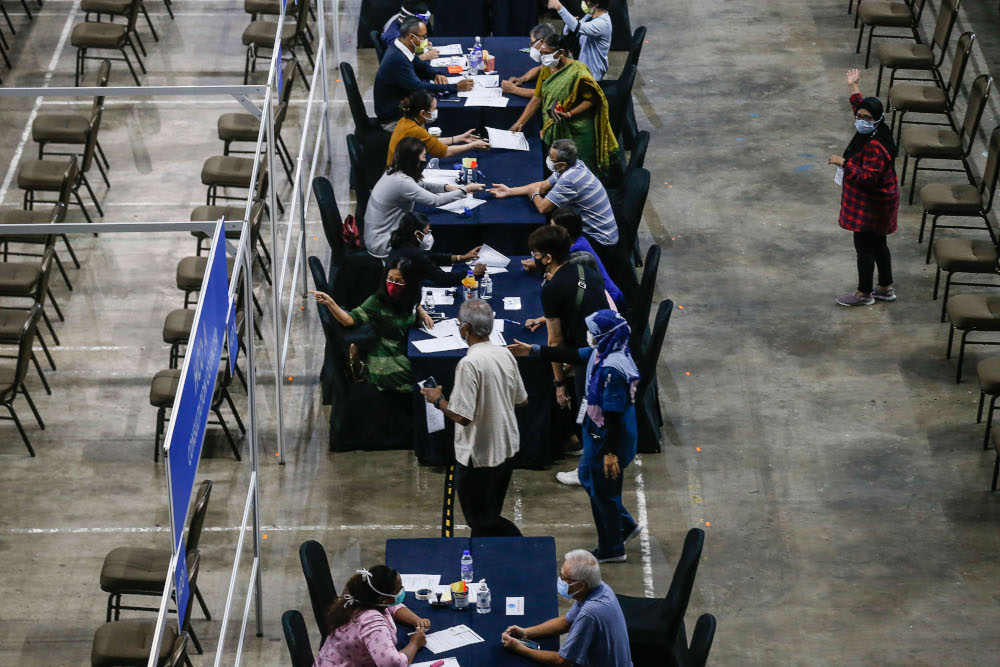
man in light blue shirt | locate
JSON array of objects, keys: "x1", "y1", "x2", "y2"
[
  {"x1": 551, "y1": 0, "x2": 613, "y2": 81},
  {"x1": 501, "y1": 549, "x2": 633, "y2": 666}
]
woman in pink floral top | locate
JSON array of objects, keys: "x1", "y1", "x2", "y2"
[{"x1": 315, "y1": 564, "x2": 430, "y2": 666}]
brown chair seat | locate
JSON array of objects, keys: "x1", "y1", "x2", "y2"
[
  {"x1": 242, "y1": 20, "x2": 296, "y2": 47},
  {"x1": 217, "y1": 112, "x2": 260, "y2": 142},
  {"x1": 0, "y1": 207, "x2": 60, "y2": 245},
  {"x1": 81, "y1": 0, "x2": 131, "y2": 12},
  {"x1": 992, "y1": 428, "x2": 1000, "y2": 453},
  {"x1": 201, "y1": 156, "x2": 256, "y2": 188},
  {"x1": 91, "y1": 618, "x2": 176, "y2": 667},
  {"x1": 31, "y1": 113, "x2": 91, "y2": 144},
  {"x1": 946, "y1": 294, "x2": 1000, "y2": 330},
  {"x1": 858, "y1": 1, "x2": 914, "y2": 26},
  {"x1": 0, "y1": 262, "x2": 42, "y2": 294},
  {"x1": 0, "y1": 309, "x2": 31, "y2": 341},
  {"x1": 150, "y1": 368, "x2": 225, "y2": 408},
  {"x1": 162, "y1": 308, "x2": 195, "y2": 344},
  {"x1": 887, "y1": 84, "x2": 948, "y2": 114},
  {"x1": 918, "y1": 182, "x2": 981, "y2": 215},
  {"x1": 933, "y1": 238, "x2": 999, "y2": 273},
  {"x1": 175, "y1": 255, "x2": 236, "y2": 291},
  {"x1": 17, "y1": 159, "x2": 72, "y2": 191},
  {"x1": 70, "y1": 21, "x2": 129, "y2": 49},
  {"x1": 978, "y1": 357, "x2": 1000, "y2": 395},
  {"x1": 190, "y1": 203, "x2": 262, "y2": 240},
  {"x1": 100, "y1": 546, "x2": 170, "y2": 593},
  {"x1": 875, "y1": 42, "x2": 934, "y2": 70},
  {"x1": 245, "y1": 0, "x2": 282, "y2": 14},
  {"x1": 901, "y1": 126, "x2": 963, "y2": 159},
  {"x1": 0, "y1": 366, "x2": 17, "y2": 399}
]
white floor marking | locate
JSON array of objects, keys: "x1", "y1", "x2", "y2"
[
  {"x1": 0, "y1": 0, "x2": 82, "y2": 206},
  {"x1": 633, "y1": 455, "x2": 655, "y2": 597}
]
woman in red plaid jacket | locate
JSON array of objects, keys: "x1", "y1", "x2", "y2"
[{"x1": 828, "y1": 69, "x2": 899, "y2": 307}]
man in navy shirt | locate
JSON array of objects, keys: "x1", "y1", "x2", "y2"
[
  {"x1": 501, "y1": 550, "x2": 633, "y2": 666},
  {"x1": 373, "y1": 16, "x2": 473, "y2": 128}
]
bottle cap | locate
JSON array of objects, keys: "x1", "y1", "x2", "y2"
[
  {"x1": 470, "y1": 159, "x2": 478, "y2": 169},
  {"x1": 463, "y1": 550, "x2": 470, "y2": 555}
]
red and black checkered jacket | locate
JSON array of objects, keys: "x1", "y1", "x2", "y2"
[{"x1": 839, "y1": 94, "x2": 899, "y2": 234}]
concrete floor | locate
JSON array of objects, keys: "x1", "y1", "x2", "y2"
[{"x1": 2, "y1": 0, "x2": 1000, "y2": 665}]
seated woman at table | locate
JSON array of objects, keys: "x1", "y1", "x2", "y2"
[
  {"x1": 316, "y1": 565, "x2": 431, "y2": 667},
  {"x1": 508, "y1": 32, "x2": 619, "y2": 179},
  {"x1": 386, "y1": 90, "x2": 490, "y2": 166},
  {"x1": 501, "y1": 22, "x2": 557, "y2": 100},
  {"x1": 310, "y1": 257, "x2": 433, "y2": 448},
  {"x1": 388, "y1": 211, "x2": 486, "y2": 287},
  {"x1": 366, "y1": 137, "x2": 485, "y2": 259}
]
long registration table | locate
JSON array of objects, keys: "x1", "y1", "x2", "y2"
[
  {"x1": 408, "y1": 259, "x2": 557, "y2": 469},
  {"x1": 416, "y1": 137, "x2": 546, "y2": 256},
  {"x1": 387, "y1": 537, "x2": 560, "y2": 665}
]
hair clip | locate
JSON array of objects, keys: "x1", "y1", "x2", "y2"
[{"x1": 343, "y1": 593, "x2": 356, "y2": 606}]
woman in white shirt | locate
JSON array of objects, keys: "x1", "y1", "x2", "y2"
[{"x1": 550, "y1": 0, "x2": 613, "y2": 81}]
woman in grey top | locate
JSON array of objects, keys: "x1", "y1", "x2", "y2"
[
  {"x1": 550, "y1": 0, "x2": 612, "y2": 81},
  {"x1": 365, "y1": 137, "x2": 484, "y2": 258}
]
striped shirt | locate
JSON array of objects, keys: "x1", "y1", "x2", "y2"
[
  {"x1": 559, "y1": 582, "x2": 633, "y2": 667},
  {"x1": 546, "y1": 161, "x2": 618, "y2": 245}
]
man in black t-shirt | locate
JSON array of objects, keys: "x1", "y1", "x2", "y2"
[{"x1": 525, "y1": 225, "x2": 607, "y2": 431}]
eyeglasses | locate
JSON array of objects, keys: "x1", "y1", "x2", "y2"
[
  {"x1": 531, "y1": 251, "x2": 544, "y2": 260},
  {"x1": 386, "y1": 277, "x2": 406, "y2": 286},
  {"x1": 854, "y1": 113, "x2": 874, "y2": 121}
]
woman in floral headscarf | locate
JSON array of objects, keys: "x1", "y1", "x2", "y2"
[{"x1": 508, "y1": 309, "x2": 642, "y2": 563}]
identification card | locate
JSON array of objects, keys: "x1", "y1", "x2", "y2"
[
  {"x1": 576, "y1": 399, "x2": 588, "y2": 425},
  {"x1": 834, "y1": 166, "x2": 844, "y2": 187}
]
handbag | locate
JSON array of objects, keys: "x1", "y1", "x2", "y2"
[{"x1": 342, "y1": 214, "x2": 363, "y2": 250}]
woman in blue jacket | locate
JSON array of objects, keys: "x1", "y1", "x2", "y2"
[{"x1": 508, "y1": 309, "x2": 643, "y2": 562}]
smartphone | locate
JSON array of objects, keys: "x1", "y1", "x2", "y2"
[
  {"x1": 518, "y1": 639, "x2": 541, "y2": 650},
  {"x1": 425, "y1": 376, "x2": 438, "y2": 389}
]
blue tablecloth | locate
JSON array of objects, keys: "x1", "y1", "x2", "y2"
[
  {"x1": 435, "y1": 37, "x2": 541, "y2": 138},
  {"x1": 386, "y1": 537, "x2": 560, "y2": 665},
  {"x1": 416, "y1": 138, "x2": 546, "y2": 256},
  {"x1": 408, "y1": 259, "x2": 557, "y2": 469}
]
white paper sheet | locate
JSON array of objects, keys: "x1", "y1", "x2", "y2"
[
  {"x1": 446, "y1": 74, "x2": 499, "y2": 87},
  {"x1": 458, "y1": 87, "x2": 502, "y2": 99},
  {"x1": 413, "y1": 659, "x2": 460, "y2": 667},
  {"x1": 435, "y1": 44, "x2": 464, "y2": 56},
  {"x1": 494, "y1": 319, "x2": 504, "y2": 333},
  {"x1": 503, "y1": 297, "x2": 522, "y2": 310},
  {"x1": 834, "y1": 166, "x2": 844, "y2": 187},
  {"x1": 416, "y1": 381, "x2": 446, "y2": 434},
  {"x1": 489, "y1": 330, "x2": 507, "y2": 346},
  {"x1": 400, "y1": 574, "x2": 442, "y2": 591},
  {"x1": 424, "y1": 625, "x2": 485, "y2": 654},
  {"x1": 413, "y1": 337, "x2": 469, "y2": 353},
  {"x1": 481, "y1": 267, "x2": 507, "y2": 274},
  {"x1": 505, "y1": 597, "x2": 525, "y2": 615},
  {"x1": 430, "y1": 56, "x2": 467, "y2": 68},
  {"x1": 421, "y1": 318, "x2": 462, "y2": 339},
  {"x1": 422, "y1": 168, "x2": 459, "y2": 185},
  {"x1": 423, "y1": 287, "x2": 455, "y2": 306},
  {"x1": 473, "y1": 244, "x2": 511, "y2": 268},
  {"x1": 486, "y1": 128, "x2": 530, "y2": 151},
  {"x1": 464, "y1": 97, "x2": 509, "y2": 108},
  {"x1": 438, "y1": 197, "x2": 488, "y2": 213}
]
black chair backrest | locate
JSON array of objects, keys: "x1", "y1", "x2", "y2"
[
  {"x1": 280, "y1": 57, "x2": 298, "y2": 105},
  {"x1": 627, "y1": 131, "x2": 650, "y2": 175},
  {"x1": 608, "y1": 0, "x2": 633, "y2": 51},
  {"x1": 312, "y1": 176, "x2": 345, "y2": 262},
  {"x1": 609, "y1": 64, "x2": 637, "y2": 138},
  {"x1": 298, "y1": 540, "x2": 338, "y2": 640},
  {"x1": 93, "y1": 59, "x2": 112, "y2": 111},
  {"x1": 629, "y1": 244, "x2": 660, "y2": 352},
  {"x1": 10, "y1": 305, "x2": 42, "y2": 390},
  {"x1": 282, "y1": 610, "x2": 315, "y2": 667},
  {"x1": 340, "y1": 62, "x2": 376, "y2": 134},
  {"x1": 945, "y1": 32, "x2": 975, "y2": 105},
  {"x1": 637, "y1": 298, "x2": 672, "y2": 394},
  {"x1": 662, "y1": 528, "x2": 705, "y2": 642},
  {"x1": 292, "y1": 0, "x2": 310, "y2": 36},
  {"x1": 980, "y1": 126, "x2": 1000, "y2": 214},
  {"x1": 167, "y1": 634, "x2": 189, "y2": 667},
  {"x1": 180, "y1": 549, "x2": 201, "y2": 634},
  {"x1": 619, "y1": 167, "x2": 649, "y2": 255},
  {"x1": 686, "y1": 613, "x2": 717, "y2": 667},
  {"x1": 961, "y1": 74, "x2": 992, "y2": 150},
  {"x1": 80, "y1": 106, "x2": 103, "y2": 174},
  {"x1": 372, "y1": 29, "x2": 386, "y2": 62},
  {"x1": 185, "y1": 479, "x2": 213, "y2": 553},
  {"x1": 346, "y1": 134, "x2": 372, "y2": 230},
  {"x1": 32, "y1": 246, "x2": 57, "y2": 309},
  {"x1": 930, "y1": 0, "x2": 961, "y2": 56},
  {"x1": 332, "y1": 251, "x2": 384, "y2": 311},
  {"x1": 125, "y1": 0, "x2": 143, "y2": 30},
  {"x1": 309, "y1": 255, "x2": 330, "y2": 296},
  {"x1": 626, "y1": 26, "x2": 646, "y2": 70}
]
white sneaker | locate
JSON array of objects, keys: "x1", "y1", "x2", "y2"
[{"x1": 556, "y1": 469, "x2": 582, "y2": 486}]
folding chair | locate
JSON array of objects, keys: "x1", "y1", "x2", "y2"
[
  {"x1": 0, "y1": 244, "x2": 63, "y2": 345},
  {"x1": 71, "y1": 0, "x2": 145, "y2": 86},
  {"x1": 636, "y1": 298, "x2": 671, "y2": 454},
  {"x1": 201, "y1": 156, "x2": 283, "y2": 213},
  {"x1": 298, "y1": 540, "x2": 338, "y2": 640},
  {"x1": 346, "y1": 133, "x2": 373, "y2": 233},
  {"x1": 944, "y1": 294, "x2": 1000, "y2": 383},
  {"x1": 679, "y1": 614, "x2": 717, "y2": 667},
  {"x1": 312, "y1": 176, "x2": 346, "y2": 264},
  {"x1": 1, "y1": 200, "x2": 76, "y2": 291},
  {"x1": 629, "y1": 244, "x2": 660, "y2": 356},
  {"x1": 242, "y1": 0, "x2": 311, "y2": 88},
  {"x1": 855, "y1": 0, "x2": 926, "y2": 69},
  {"x1": 615, "y1": 167, "x2": 649, "y2": 268},
  {"x1": 626, "y1": 130, "x2": 649, "y2": 177},
  {"x1": 82, "y1": 0, "x2": 159, "y2": 56},
  {"x1": 371, "y1": 29, "x2": 386, "y2": 62},
  {"x1": 150, "y1": 365, "x2": 245, "y2": 461},
  {"x1": 282, "y1": 610, "x2": 316, "y2": 667},
  {"x1": 0, "y1": 305, "x2": 44, "y2": 456},
  {"x1": 901, "y1": 73, "x2": 992, "y2": 206},
  {"x1": 874, "y1": 0, "x2": 960, "y2": 96}
]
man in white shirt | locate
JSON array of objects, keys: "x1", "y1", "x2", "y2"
[{"x1": 420, "y1": 299, "x2": 528, "y2": 537}]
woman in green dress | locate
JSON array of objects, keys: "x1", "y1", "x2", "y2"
[
  {"x1": 509, "y1": 31, "x2": 619, "y2": 178},
  {"x1": 310, "y1": 257, "x2": 433, "y2": 448}
]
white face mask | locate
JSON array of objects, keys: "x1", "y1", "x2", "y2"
[
  {"x1": 586, "y1": 331, "x2": 597, "y2": 348},
  {"x1": 540, "y1": 51, "x2": 560, "y2": 68},
  {"x1": 546, "y1": 156, "x2": 559, "y2": 173},
  {"x1": 425, "y1": 108, "x2": 438, "y2": 122},
  {"x1": 529, "y1": 46, "x2": 542, "y2": 62},
  {"x1": 418, "y1": 231, "x2": 434, "y2": 251}
]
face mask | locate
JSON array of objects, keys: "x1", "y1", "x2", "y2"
[
  {"x1": 855, "y1": 118, "x2": 876, "y2": 135},
  {"x1": 418, "y1": 231, "x2": 434, "y2": 251},
  {"x1": 412, "y1": 35, "x2": 429, "y2": 54},
  {"x1": 587, "y1": 332, "x2": 596, "y2": 348},
  {"x1": 425, "y1": 108, "x2": 438, "y2": 122},
  {"x1": 557, "y1": 578, "x2": 578, "y2": 600},
  {"x1": 392, "y1": 589, "x2": 406, "y2": 605},
  {"x1": 386, "y1": 280, "x2": 406, "y2": 300},
  {"x1": 540, "y1": 51, "x2": 560, "y2": 68},
  {"x1": 581, "y1": 1, "x2": 592, "y2": 13},
  {"x1": 545, "y1": 156, "x2": 559, "y2": 173},
  {"x1": 418, "y1": 159, "x2": 428, "y2": 173},
  {"x1": 529, "y1": 46, "x2": 542, "y2": 62}
]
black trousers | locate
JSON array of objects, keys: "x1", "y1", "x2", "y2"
[
  {"x1": 455, "y1": 458, "x2": 522, "y2": 538},
  {"x1": 853, "y1": 231, "x2": 893, "y2": 294}
]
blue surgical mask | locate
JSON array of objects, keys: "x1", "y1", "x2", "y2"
[
  {"x1": 393, "y1": 589, "x2": 406, "y2": 605},
  {"x1": 557, "y1": 578, "x2": 577, "y2": 599},
  {"x1": 855, "y1": 118, "x2": 876, "y2": 135}
]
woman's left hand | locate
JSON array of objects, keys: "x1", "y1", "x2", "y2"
[
  {"x1": 828, "y1": 155, "x2": 844, "y2": 166},
  {"x1": 418, "y1": 307, "x2": 434, "y2": 330},
  {"x1": 415, "y1": 618, "x2": 431, "y2": 631},
  {"x1": 552, "y1": 107, "x2": 573, "y2": 121},
  {"x1": 603, "y1": 453, "x2": 620, "y2": 480},
  {"x1": 459, "y1": 245, "x2": 482, "y2": 262}
]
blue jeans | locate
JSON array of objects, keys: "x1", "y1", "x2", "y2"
[{"x1": 578, "y1": 428, "x2": 637, "y2": 557}]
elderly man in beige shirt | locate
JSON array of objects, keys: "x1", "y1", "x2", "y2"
[{"x1": 420, "y1": 299, "x2": 528, "y2": 537}]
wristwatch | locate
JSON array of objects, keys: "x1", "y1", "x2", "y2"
[
  {"x1": 531, "y1": 192, "x2": 541, "y2": 200},
  {"x1": 433, "y1": 396, "x2": 444, "y2": 408},
  {"x1": 553, "y1": 379, "x2": 567, "y2": 388}
]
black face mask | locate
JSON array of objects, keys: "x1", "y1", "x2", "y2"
[{"x1": 418, "y1": 159, "x2": 428, "y2": 173}]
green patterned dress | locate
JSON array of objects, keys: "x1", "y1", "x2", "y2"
[{"x1": 348, "y1": 294, "x2": 416, "y2": 393}]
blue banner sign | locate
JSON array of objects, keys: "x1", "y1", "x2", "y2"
[{"x1": 173, "y1": 538, "x2": 189, "y2": 632}]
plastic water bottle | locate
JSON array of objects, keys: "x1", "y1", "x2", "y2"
[
  {"x1": 473, "y1": 36, "x2": 483, "y2": 72},
  {"x1": 460, "y1": 550, "x2": 474, "y2": 583},
  {"x1": 476, "y1": 579, "x2": 491, "y2": 614},
  {"x1": 462, "y1": 271, "x2": 478, "y2": 301},
  {"x1": 422, "y1": 288, "x2": 436, "y2": 315},
  {"x1": 479, "y1": 271, "x2": 492, "y2": 300},
  {"x1": 427, "y1": 157, "x2": 439, "y2": 169}
]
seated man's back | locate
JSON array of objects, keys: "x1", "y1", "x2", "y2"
[{"x1": 559, "y1": 582, "x2": 633, "y2": 667}]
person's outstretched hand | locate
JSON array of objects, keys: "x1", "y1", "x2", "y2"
[{"x1": 846, "y1": 68, "x2": 860, "y2": 86}]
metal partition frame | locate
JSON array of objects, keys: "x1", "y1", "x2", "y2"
[{"x1": 0, "y1": 0, "x2": 333, "y2": 662}]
